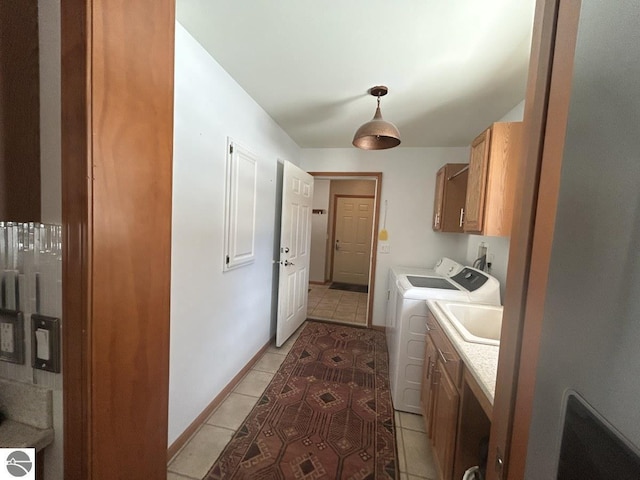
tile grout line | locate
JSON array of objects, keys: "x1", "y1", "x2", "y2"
[
  {"x1": 166, "y1": 468, "x2": 200, "y2": 479},
  {"x1": 173, "y1": 323, "x2": 426, "y2": 480},
  {"x1": 168, "y1": 327, "x2": 308, "y2": 478}
]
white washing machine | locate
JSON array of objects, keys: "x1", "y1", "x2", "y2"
[{"x1": 386, "y1": 259, "x2": 501, "y2": 414}]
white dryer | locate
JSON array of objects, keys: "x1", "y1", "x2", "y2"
[{"x1": 386, "y1": 260, "x2": 500, "y2": 414}]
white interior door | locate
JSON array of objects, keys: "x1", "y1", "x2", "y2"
[
  {"x1": 332, "y1": 197, "x2": 374, "y2": 285},
  {"x1": 276, "y1": 161, "x2": 314, "y2": 347}
]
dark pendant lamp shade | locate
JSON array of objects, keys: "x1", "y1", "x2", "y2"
[{"x1": 352, "y1": 86, "x2": 401, "y2": 150}]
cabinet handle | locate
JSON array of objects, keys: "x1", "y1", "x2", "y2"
[
  {"x1": 427, "y1": 359, "x2": 435, "y2": 380},
  {"x1": 438, "y1": 349, "x2": 448, "y2": 364},
  {"x1": 459, "y1": 208, "x2": 465, "y2": 227},
  {"x1": 438, "y1": 349, "x2": 456, "y2": 365},
  {"x1": 432, "y1": 368, "x2": 440, "y2": 385}
]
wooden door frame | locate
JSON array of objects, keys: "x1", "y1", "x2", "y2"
[
  {"x1": 61, "y1": 1, "x2": 175, "y2": 478},
  {"x1": 486, "y1": 1, "x2": 582, "y2": 479},
  {"x1": 329, "y1": 194, "x2": 375, "y2": 285},
  {"x1": 61, "y1": 2, "x2": 91, "y2": 477},
  {"x1": 308, "y1": 172, "x2": 382, "y2": 329}
]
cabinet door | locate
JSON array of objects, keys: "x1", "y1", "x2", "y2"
[
  {"x1": 432, "y1": 364, "x2": 460, "y2": 480},
  {"x1": 421, "y1": 334, "x2": 438, "y2": 436},
  {"x1": 0, "y1": 1, "x2": 41, "y2": 220},
  {"x1": 464, "y1": 128, "x2": 492, "y2": 233},
  {"x1": 432, "y1": 167, "x2": 446, "y2": 231}
]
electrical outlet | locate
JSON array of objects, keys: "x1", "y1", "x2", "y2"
[
  {"x1": 380, "y1": 244, "x2": 391, "y2": 254},
  {"x1": 1, "y1": 322, "x2": 14, "y2": 353},
  {"x1": 0, "y1": 309, "x2": 24, "y2": 364}
]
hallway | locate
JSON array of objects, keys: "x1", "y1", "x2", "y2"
[
  {"x1": 307, "y1": 284, "x2": 369, "y2": 326},
  {"x1": 167, "y1": 322, "x2": 437, "y2": 479}
]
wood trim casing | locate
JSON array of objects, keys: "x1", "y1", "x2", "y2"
[
  {"x1": 506, "y1": 2, "x2": 582, "y2": 478},
  {"x1": 486, "y1": 1, "x2": 568, "y2": 479},
  {"x1": 309, "y1": 172, "x2": 382, "y2": 329},
  {"x1": 62, "y1": 1, "x2": 175, "y2": 479},
  {"x1": 61, "y1": 0, "x2": 92, "y2": 477}
]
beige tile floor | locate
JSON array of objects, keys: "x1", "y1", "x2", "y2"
[
  {"x1": 307, "y1": 283, "x2": 369, "y2": 325},
  {"x1": 167, "y1": 322, "x2": 437, "y2": 480}
]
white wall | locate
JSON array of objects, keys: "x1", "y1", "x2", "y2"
[
  {"x1": 310, "y1": 179, "x2": 330, "y2": 282},
  {"x1": 464, "y1": 100, "x2": 525, "y2": 301},
  {"x1": 169, "y1": 23, "x2": 301, "y2": 444},
  {"x1": 300, "y1": 148, "x2": 470, "y2": 326},
  {"x1": 39, "y1": 0, "x2": 61, "y2": 224}
]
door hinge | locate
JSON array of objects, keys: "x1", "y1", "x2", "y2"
[
  {"x1": 229, "y1": 144, "x2": 234, "y2": 154},
  {"x1": 226, "y1": 255, "x2": 230, "y2": 265}
]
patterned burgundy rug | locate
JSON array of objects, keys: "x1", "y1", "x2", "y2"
[{"x1": 205, "y1": 321, "x2": 398, "y2": 479}]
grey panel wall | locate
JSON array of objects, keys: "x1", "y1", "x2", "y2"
[{"x1": 525, "y1": 1, "x2": 640, "y2": 478}]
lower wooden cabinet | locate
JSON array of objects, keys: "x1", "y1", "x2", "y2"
[
  {"x1": 421, "y1": 311, "x2": 492, "y2": 480},
  {"x1": 432, "y1": 361, "x2": 460, "y2": 480},
  {"x1": 422, "y1": 313, "x2": 462, "y2": 480},
  {"x1": 421, "y1": 334, "x2": 438, "y2": 436}
]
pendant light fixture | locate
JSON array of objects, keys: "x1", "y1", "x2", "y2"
[{"x1": 352, "y1": 86, "x2": 401, "y2": 150}]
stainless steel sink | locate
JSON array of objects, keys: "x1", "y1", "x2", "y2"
[{"x1": 436, "y1": 301, "x2": 503, "y2": 346}]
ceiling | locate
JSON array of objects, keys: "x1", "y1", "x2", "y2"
[{"x1": 177, "y1": 1, "x2": 536, "y2": 148}]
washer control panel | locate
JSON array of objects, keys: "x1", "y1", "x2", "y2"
[{"x1": 451, "y1": 267, "x2": 489, "y2": 291}]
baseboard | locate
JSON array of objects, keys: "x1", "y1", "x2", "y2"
[
  {"x1": 167, "y1": 338, "x2": 273, "y2": 462},
  {"x1": 370, "y1": 325, "x2": 386, "y2": 333}
]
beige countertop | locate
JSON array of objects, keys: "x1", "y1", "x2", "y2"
[
  {"x1": 0, "y1": 420, "x2": 54, "y2": 452},
  {"x1": 0, "y1": 378, "x2": 55, "y2": 452},
  {"x1": 426, "y1": 299, "x2": 500, "y2": 405}
]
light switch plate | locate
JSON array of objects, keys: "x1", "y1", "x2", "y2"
[
  {"x1": 0, "y1": 309, "x2": 25, "y2": 364},
  {"x1": 31, "y1": 314, "x2": 61, "y2": 373}
]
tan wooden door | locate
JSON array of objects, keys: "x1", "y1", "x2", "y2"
[{"x1": 332, "y1": 196, "x2": 374, "y2": 286}]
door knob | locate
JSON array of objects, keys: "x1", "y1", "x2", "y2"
[
  {"x1": 275, "y1": 260, "x2": 295, "y2": 266},
  {"x1": 335, "y1": 240, "x2": 340, "y2": 251}
]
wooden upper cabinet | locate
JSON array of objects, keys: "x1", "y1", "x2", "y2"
[
  {"x1": 0, "y1": 0, "x2": 41, "y2": 220},
  {"x1": 433, "y1": 163, "x2": 469, "y2": 233},
  {"x1": 463, "y1": 122, "x2": 523, "y2": 236}
]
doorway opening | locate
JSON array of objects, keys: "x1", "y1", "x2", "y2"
[{"x1": 306, "y1": 172, "x2": 382, "y2": 328}]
